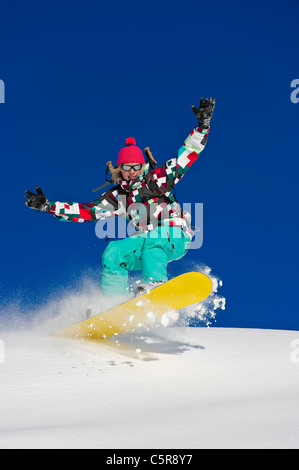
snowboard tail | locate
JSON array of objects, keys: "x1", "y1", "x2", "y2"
[{"x1": 52, "y1": 272, "x2": 213, "y2": 341}]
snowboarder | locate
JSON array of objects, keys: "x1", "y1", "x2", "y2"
[{"x1": 25, "y1": 98, "x2": 215, "y2": 297}]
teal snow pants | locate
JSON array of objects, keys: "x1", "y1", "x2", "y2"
[{"x1": 101, "y1": 225, "x2": 190, "y2": 297}]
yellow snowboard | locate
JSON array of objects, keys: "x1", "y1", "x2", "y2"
[{"x1": 52, "y1": 272, "x2": 213, "y2": 341}]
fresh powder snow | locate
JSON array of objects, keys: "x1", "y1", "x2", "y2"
[{"x1": 0, "y1": 268, "x2": 298, "y2": 449}]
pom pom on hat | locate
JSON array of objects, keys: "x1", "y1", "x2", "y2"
[
  {"x1": 117, "y1": 137, "x2": 145, "y2": 167},
  {"x1": 126, "y1": 137, "x2": 136, "y2": 146}
]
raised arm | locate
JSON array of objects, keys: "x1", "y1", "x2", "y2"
[
  {"x1": 24, "y1": 185, "x2": 124, "y2": 223},
  {"x1": 151, "y1": 98, "x2": 215, "y2": 192}
]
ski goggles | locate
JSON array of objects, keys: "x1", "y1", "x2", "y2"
[{"x1": 120, "y1": 163, "x2": 143, "y2": 171}]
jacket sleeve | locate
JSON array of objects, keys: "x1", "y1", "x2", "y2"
[
  {"x1": 151, "y1": 126, "x2": 209, "y2": 193},
  {"x1": 47, "y1": 186, "x2": 124, "y2": 223}
]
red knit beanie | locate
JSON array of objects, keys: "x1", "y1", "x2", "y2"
[{"x1": 117, "y1": 137, "x2": 145, "y2": 167}]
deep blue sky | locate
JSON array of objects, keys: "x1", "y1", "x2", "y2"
[{"x1": 0, "y1": 0, "x2": 298, "y2": 330}]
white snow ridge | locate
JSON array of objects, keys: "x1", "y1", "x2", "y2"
[
  {"x1": 0, "y1": 326, "x2": 299, "y2": 449},
  {"x1": 0, "y1": 269, "x2": 298, "y2": 449}
]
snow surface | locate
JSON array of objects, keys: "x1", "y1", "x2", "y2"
[
  {"x1": 0, "y1": 326, "x2": 299, "y2": 449},
  {"x1": 0, "y1": 267, "x2": 298, "y2": 449}
]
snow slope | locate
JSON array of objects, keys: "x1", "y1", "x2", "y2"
[{"x1": 0, "y1": 326, "x2": 299, "y2": 449}]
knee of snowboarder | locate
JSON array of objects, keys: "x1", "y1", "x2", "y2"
[{"x1": 102, "y1": 242, "x2": 120, "y2": 268}]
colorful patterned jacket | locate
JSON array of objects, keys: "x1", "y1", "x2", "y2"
[{"x1": 47, "y1": 126, "x2": 209, "y2": 240}]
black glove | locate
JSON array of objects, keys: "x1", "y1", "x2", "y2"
[
  {"x1": 24, "y1": 186, "x2": 50, "y2": 212},
  {"x1": 191, "y1": 97, "x2": 216, "y2": 129}
]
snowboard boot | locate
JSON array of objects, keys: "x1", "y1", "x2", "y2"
[
  {"x1": 85, "y1": 308, "x2": 92, "y2": 320},
  {"x1": 134, "y1": 281, "x2": 165, "y2": 297}
]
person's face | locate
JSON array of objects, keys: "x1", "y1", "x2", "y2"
[{"x1": 120, "y1": 163, "x2": 143, "y2": 182}]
